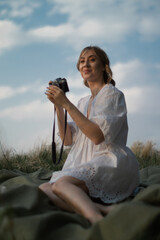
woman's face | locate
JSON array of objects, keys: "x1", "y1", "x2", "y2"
[{"x1": 78, "y1": 49, "x2": 105, "y2": 84}]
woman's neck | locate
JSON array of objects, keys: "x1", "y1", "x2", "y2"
[{"x1": 89, "y1": 82, "x2": 106, "y2": 98}]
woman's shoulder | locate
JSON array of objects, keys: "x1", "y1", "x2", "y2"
[{"x1": 100, "y1": 84, "x2": 124, "y2": 99}]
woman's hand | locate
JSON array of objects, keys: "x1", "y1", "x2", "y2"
[
  {"x1": 45, "y1": 85, "x2": 69, "y2": 109},
  {"x1": 45, "y1": 83, "x2": 72, "y2": 146}
]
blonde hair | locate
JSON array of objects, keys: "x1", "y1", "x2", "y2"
[{"x1": 77, "y1": 46, "x2": 115, "y2": 87}]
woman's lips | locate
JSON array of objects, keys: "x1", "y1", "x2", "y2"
[{"x1": 83, "y1": 69, "x2": 91, "y2": 74}]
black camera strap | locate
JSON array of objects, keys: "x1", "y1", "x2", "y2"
[{"x1": 52, "y1": 107, "x2": 67, "y2": 165}]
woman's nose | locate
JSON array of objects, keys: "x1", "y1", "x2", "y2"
[{"x1": 84, "y1": 60, "x2": 90, "y2": 67}]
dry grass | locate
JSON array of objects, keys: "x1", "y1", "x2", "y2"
[
  {"x1": 0, "y1": 142, "x2": 67, "y2": 173},
  {"x1": 131, "y1": 141, "x2": 160, "y2": 169},
  {"x1": 0, "y1": 141, "x2": 160, "y2": 172}
]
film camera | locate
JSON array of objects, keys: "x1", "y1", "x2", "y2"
[{"x1": 49, "y1": 78, "x2": 69, "y2": 93}]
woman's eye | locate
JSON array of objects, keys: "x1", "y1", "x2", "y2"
[
  {"x1": 90, "y1": 58, "x2": 96, "y2": 62},
  {"x1": 80, "y1": 60, "x2": 85, "y2": 64}
]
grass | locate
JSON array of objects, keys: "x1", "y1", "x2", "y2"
[
  {"x1": 0, "y1": 141, "x2": 160, "y2": 173},
  {"x1": 131, "y1": 141, "x2": 160, "y2": 169},
  {"x1": 0, "y1": 142, "x2": 68, "y2": 173}
]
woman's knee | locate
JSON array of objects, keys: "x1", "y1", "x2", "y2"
[
  {"x1": 52, "y1": 176, "x2": 77, "y2": 193},
  {"x1": 52, "y1": 176, "x2": 89, "y2": 195},
  {"x1": 52, "y1": 178, "x2": 65, "y2": 195}
]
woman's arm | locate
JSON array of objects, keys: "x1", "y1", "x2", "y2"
[
  {"x1": 46, "y1": 86, "x2": 104, "y2": 145},
  {"x1": 65, "y1": 100, "x2": 104, "y2": 145}
]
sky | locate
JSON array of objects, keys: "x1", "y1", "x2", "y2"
[{"x1": 0, "y1": 0, "x2": 160, "y2": 154}]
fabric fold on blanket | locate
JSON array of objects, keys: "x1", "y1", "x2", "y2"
[{"x1": 0, "y1": 166, "x2": 160, "y2": 240}]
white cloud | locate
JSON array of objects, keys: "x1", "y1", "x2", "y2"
[
  {"x1": 111, "y1": 84, "x2": 160, "y2": 116},
  {"x1": 0, "y1": 0, "x2": 40, "y2": 18},
  {"x1": 0, "y1": 86, "x2": 16, "y2": 100},
  {"x1": 0, "y1": 85, "x2": 30, "y2": 100},
  {"x1": 10, "y1": 7, "x2": 34, "y2": 18},
  {"x1": 67, "y1": 73, "x2": 84, "y2": 88},
  {"x1": 111, "y1": 59, "x2": 160, "y2": 114},
  {"x1": 123, "y1": 87, "x2": 143, "y2": 113},
  {"x1": 0, "y1": 20, "x2": 30, "y2": 53},
  {"x1": 112, "y1": 59, "x2": 160, "y2": 88},
  {"x1": 0, "y1": 20, "x2": 20, "y2": 48},
  {"x1": 28, "y1": 18, "x2": 132, "y2": 48},
  {"x1": 1, "y1": 0, "x2": 160, "y2": 53},
  {"x1": 0, "y1": 81, "x2": 47, "y2": 100},
  {"x1": 29, "y1": 24, "x2": 74, "y2": 42},
  {"x1": 0, "y1": 100, "x2": 52, "y2": 121},
  {"x1": 47, "y1": 0, "x2": 160, "y2": 43},
  {"x1": 0, "y1": 90, "x2": 87, "y2": 122}
]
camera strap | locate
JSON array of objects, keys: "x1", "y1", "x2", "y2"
[{"x1": 52, "y1": 107, "x2": 67, "y2": 165}]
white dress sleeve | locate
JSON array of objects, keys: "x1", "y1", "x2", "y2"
[{"x1": 90, "y1": 87, "x2": 127, "y2": 144}]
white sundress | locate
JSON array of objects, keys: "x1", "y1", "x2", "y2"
[{"x1": 50, "y1": 84, "x2": 140, "y2": 204}]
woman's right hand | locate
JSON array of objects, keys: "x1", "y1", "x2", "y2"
[{"x1": 45, "y1": 83, "x2": 62, "y2": 110}]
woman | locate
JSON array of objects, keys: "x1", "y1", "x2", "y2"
[{"x1": 39, "y1": 46, "x2": 139, "y2": 224}]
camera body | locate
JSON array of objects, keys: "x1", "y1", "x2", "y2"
[{"x1": 49, "y1": 78, "x2": 69, "y2": 93}]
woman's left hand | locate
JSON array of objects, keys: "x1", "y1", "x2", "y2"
[{"x1": 45, "y1": 85, "x2": 69, "y2": 108}]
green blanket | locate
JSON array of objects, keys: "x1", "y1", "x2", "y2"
[{"x1": 0, "y1": 166, "x2": 160, "y2": 240}]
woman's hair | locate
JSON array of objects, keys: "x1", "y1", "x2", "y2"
[{"x1": 77, "y1": 46, "x2": 115, "y2": 87}]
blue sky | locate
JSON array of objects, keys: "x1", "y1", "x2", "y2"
[{"x1": 0, "y1": 0, "x2": 160, "y2": 153}]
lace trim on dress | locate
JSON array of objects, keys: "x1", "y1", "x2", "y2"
[{"x1": 49, "y1": 166, "x2": 139, "y2": 204}]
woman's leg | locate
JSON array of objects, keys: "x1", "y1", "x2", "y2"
[
  {"x1": 39, "y1": 183, "x2": 74, "y2": 212},
  {"x1": 39, "y1": 179, "x2": 116, "y2": 224},
  {"x1": 95, "y1": 203, "x2": 117, "y2": 216},
  {"x1": 52, "y1": 176, "x2": 103, "y2": 224}
]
